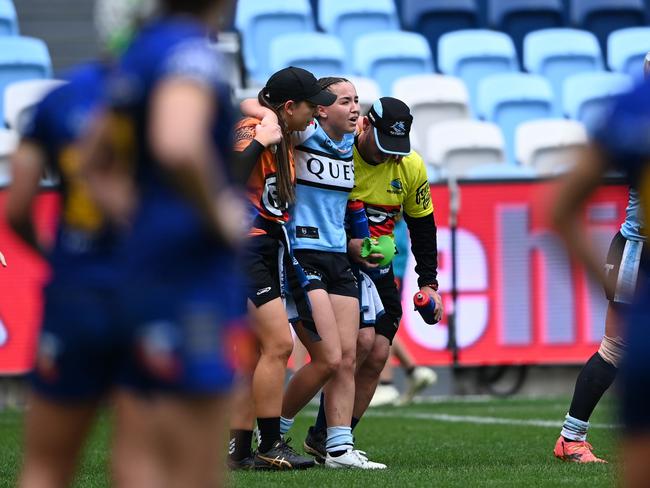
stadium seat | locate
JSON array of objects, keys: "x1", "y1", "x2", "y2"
[
  {"x1": 523, "y1": 29, "x2": 602, "y2": 113},
  {"x1": 0, "y1": 0, "x2": 18, "y2": 36},
  {"x1": 345, "y1": 76, "x2": 381, "y2": 115},
  {"x1": 563, "y1": 71, "x2": 633, "y2": 129},
  {"x1": 438, "y1": 29, "x2": 518, "y2": 115},
  {"x1": 235, "y1": 0, "x2": 314, "y2": 84},
  {"x1": 319, "y1": 0, "x2": 399, "y2": 71},
  {"x1": 608, "y1": 27, "x2": 650, "y2": 79},
  {"x1": 353, "y1": 31, "x2": 433, "y2": 96},
  {"x1": 477, "y1": 73, "x2": 554, "y2": 163},
  {"x1": 515, "y1": 119, "x2": 587, "y2": 174},
  {"x1": 4, "y1": 79, "x2": 66, "y2": 131},
  {"x1": 0, "y1": 127, "x2": 18, "y2": 183},
  {"x1": 488, "y1": 0, "x2": 564, "y2": 64},
  {"x1": 0, "y1": 36, "x2": 52, "y2": 126},
  {"x1": 268, "y1": 33, "x2": 346, "y2": 81},
  {"x1": 400, "y1": 0, "x2": 479, "y2": 69},
  {"x1": 426, "y1": 119, "x2": 506, "y2": 177},
  {"x1": 392, "y1": 74, "x2": 470, "y2": 151},
  {"x1": 571, "y1": 0, "x2": 646, "y2": 58},
  {"x1": 463, "y1": 162, "x2": 538, "y2": 179}
]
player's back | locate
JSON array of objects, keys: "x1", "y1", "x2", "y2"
[
  {"x1": 108, "y1": 15, "x2": 236, "y2": 284},
  {"x1": 24, "y1": 61, "x2": 118, "y2": 288}
]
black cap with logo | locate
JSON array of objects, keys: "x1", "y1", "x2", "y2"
[
  {"x1": 264, "y1": 66, "x2": 337, "y2": 106},
  {"x1": 367, "y1": 97, "x2": 413, "y2": 155}
]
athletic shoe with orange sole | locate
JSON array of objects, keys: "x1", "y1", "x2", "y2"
[{"x1": 553, "y1": 436, "x2": 607, "y2": 463}]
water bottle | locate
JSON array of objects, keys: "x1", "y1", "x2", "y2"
[
  {"x1": 413, "y1": 291, "x2": 439, "y2": 325},
  {"x1": 347, "y1": 200, "x2": 370, "y2": 239}
]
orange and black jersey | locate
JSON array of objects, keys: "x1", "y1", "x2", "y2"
[{"x1": 233, "y1": 117, "x2": 296, "y2": 236}]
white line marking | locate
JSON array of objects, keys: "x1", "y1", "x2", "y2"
[{"x1": 362, "y1": 410, "x2": 619, "y2": 430}]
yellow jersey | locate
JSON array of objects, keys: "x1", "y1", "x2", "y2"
[{"x1": 350, "y1": 144, "x2": 433, "y2": 237}]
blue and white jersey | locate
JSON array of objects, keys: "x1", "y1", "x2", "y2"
[
  {"x1": 620, "y1": 187, "x2": 645, "y2": 242},
  {"x1": 288, "y1": 120, "x2": 355, "y2": 252}
]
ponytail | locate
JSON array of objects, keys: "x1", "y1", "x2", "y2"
[{"x1": 258, "y1": 89, "x2": 295, "y2": 206}]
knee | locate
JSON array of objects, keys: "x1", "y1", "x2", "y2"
[
  {"x1": 262, "y1": 337, "x2": 294, "y2": 364},
  {"x1": 356, "y1": 329, "x2": 374, "y2": 360},
  {"x1": 365, "y1": 342, "x2": 390, "y2": 374},
  {"x1": 339, "y1": 351, "x2": 356, "y2": 374},
  {"x1": 315, "y1": 350, "x2": 342, "y2": 378},
  {"x1": 598, "y1": 335, "x2": 626, "y2": 367}
]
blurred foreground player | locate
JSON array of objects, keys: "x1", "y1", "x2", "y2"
[
  {"x1": 7, "y1": 2, "x2": 156, "y2": 486},
  {"x1": 86, "y1": 0, "x2": 247, "y2": 485},
  {"x1": 552, "y1": 53, "x2": 650, "y2": 487},
  {"x1": 553, "y1": 54, "x2": 650, "y2": 465}
]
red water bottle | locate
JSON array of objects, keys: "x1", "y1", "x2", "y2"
[{"x1": 413, "y1": 292, "x2": 439, "y2": 325}]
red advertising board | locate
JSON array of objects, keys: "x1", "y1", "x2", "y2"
[
  {"x1": 0, "y1": 190, "x2": 58, "y2": 374},
  {"x1": 0, "y1": 181, "x2": 630, "y2": 373},
  {"x1": 398, "y1": 179, "x2": 629, "y2": 366}
]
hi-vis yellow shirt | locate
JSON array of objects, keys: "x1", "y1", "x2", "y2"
[{"x1": 350, "y1": 144, "x2": 433, "y2": 237}]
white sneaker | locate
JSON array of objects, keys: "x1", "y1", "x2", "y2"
[
  {"x1": 369, "y1": 384, "x2": 400, "y2": 407},
  {"x1": 324, "y1": 449, "x2": 387, "y2": 469},
  {"x1": 396, "y1": 367, "x2": 437, "y2": 406}
]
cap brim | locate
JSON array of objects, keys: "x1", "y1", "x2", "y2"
[
  {"x1": 306, "y1": 89, "x2": 337, "y2": 106},
  {"x1": 374, "y1": 127, "x2": 411, "y2": 156}
]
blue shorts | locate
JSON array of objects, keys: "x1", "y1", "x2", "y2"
[
  {"x1": 118, "y1": 277, "x2": 245, "y2": 395},
  {"x1": 619, "y1": 297, "x2": 650, "y2": 434},
  {"x1": 30, "y1": 284, "x2": 130, "y2": 401}
]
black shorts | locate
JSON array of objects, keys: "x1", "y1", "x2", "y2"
[
  {"x1": 288, "y1": 250, "x2": 358, "y2": 324},
  {"x1": 360, "y1": 265, "x2": 402, "y2": 344},
  {"x1": 604, "y1": 232, "x2": 648, "y2": 304},
  {"x1": 243, "y1": 234, "x2": 283, "y2": 307},
  {"x1": 294, "y1": 250, "x2": 358, "y2": 298}
]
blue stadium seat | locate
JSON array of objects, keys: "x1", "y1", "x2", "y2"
[
  {"x1": 0, "y1": 0, "x2": 18, "y2": 36},
  {"x1": 608, "y1": 27, "x2": 650, "y2": 80},
  {"x1": 571, "y1": 0, "x2": 646, "y2": 58},
  {"x1": 523, "y1": 29, "x2": 602, "y2": 113},
  {"x1": 438, "y1": 30, "x2": 518, "y2": 115},
  {"x1": 464, "y1": 162, "x2": 538, "y2": 179},
  {"x1": 477, "y1": 73, "x2": 554, "y2": 163},
  {"x1": 319, "y1": 0, "x2": 399, "y2": 71},
  {"x1": 488, "y1": 0, "x2": 564, "y2": 64},
  {"x1": 235, "y1": 0, "x2": 314, "y2": 84},
  {"x1": 0, "y1": 36, "x2": 51, "y2": 125},
  {"x1": 354, "y1": 31, "x2": 433, "y2": 96},
  {"x1": 563, "y1": 71, "x2": 633, "y2": 129},
  {"x1": 400, "y1": 0, "x2": 479, "y2": 69},
  {"x1": 268, "y1": 33, "x2": 346, "y2": 80}
]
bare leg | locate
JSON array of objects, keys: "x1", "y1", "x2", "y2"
[
  {"x1": 323, "y1": 295, "x2": 359, "y2": 428},
  {"x1": 290, "y1": 335, "x2": 309, "y2": 372},
  {"x1": 248, "y1": 298, "x2": 293, "y2": 419},
  {"x1": 152, "y1": 394, "x2": 231, "y2": 488},
  {"x1": 282, "y1": 289, "x2": 342, "y2": 419},
  {"x1": 111, "y1": 390, "x2": 161, "y2": 488},
  {"x1": 18, "y1": 393, "x2": 99, "y2": 488},
  {"x1": 353, "y1": 335, "x2": 391, "y2": 419}
]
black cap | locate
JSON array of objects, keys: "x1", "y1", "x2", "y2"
[
  {"x1": 264, "y1": 66, "x2": 337, "y2": 106},
  {"x1": 367, "y1": 97, "x2": 413, "y2": 155}
]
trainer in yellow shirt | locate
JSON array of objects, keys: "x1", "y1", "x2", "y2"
[{"x1": 345, "y1": 97, "x2": 442, "y2": 436}]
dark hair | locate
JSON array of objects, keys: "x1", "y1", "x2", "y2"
[
  {"x1": 258, "y1": 89, "x2": 295, "y2": 206},
  {"x1": 160, "y1": 0, "x2": 221, "y2": 15},
  {"x1": 318, "y1": 77, "x2": 350, "y2": 94}
]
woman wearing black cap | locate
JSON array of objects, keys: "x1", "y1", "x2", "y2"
[{"x1": 229, "y1": 66, "x2": 336, "y2": 470}]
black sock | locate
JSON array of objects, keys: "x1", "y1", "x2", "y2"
[
  {"x1": 568, "y1": 352, "x2": 618, "y2": 421},
  {"x1": 406, "y1": 366, "x2": 415, "y2": 377},
  {"x1": 229, "y1": 429, "x2": 253, "y2": 461},
  {"x1": 351, "y1": 416, "x2": 360, "y2": 431},
  {"x1": 257, "y1": 417, "x2": 281, "y2": 453},
  {"x1": 315, "y1": 392, "x2": 327, "y2": 431}
]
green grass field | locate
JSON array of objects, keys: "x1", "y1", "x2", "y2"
[{"x1": 0, "y1": 396, "x2": 618, "y2": 487}]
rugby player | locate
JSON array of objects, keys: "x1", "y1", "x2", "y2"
[
  {"x1": 553, "y1": 54, "x2": 650, "y2": 465},
  {"x1": 552, "y1": 53, "x2": 650, "y2": 487},
  {"x1": 306, "y1": 98, "x2": 443, "y2": 466}
]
